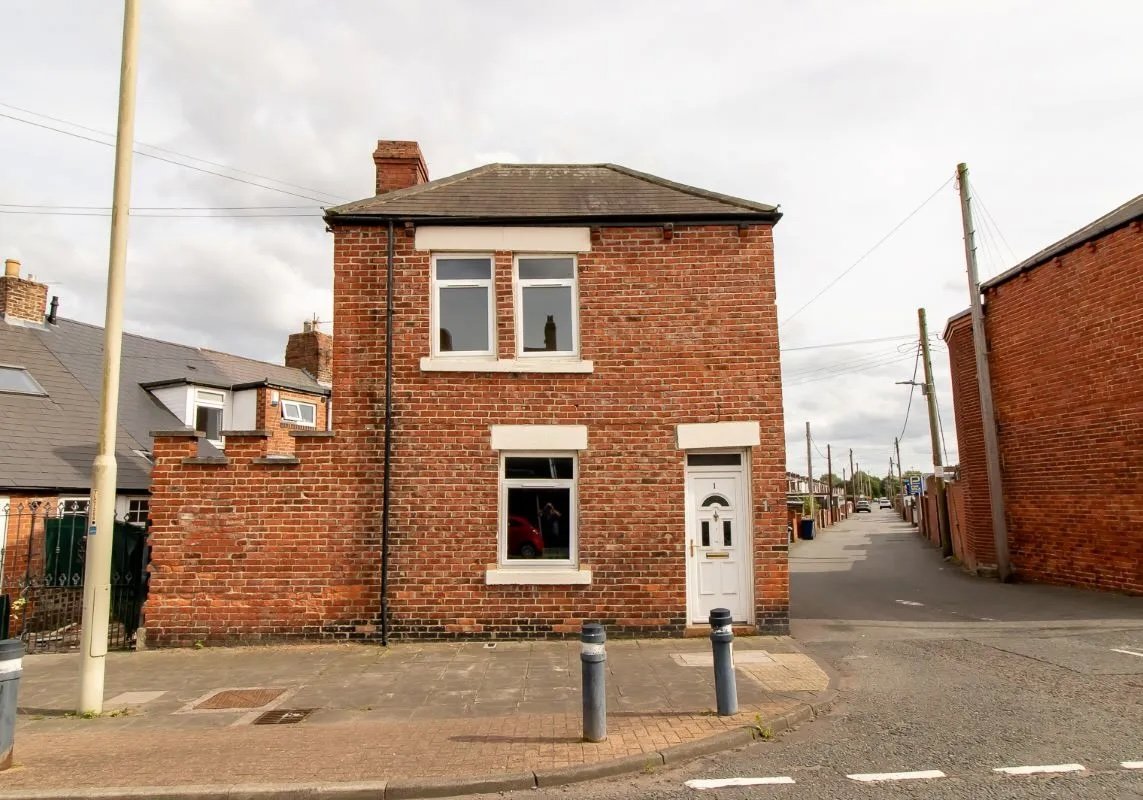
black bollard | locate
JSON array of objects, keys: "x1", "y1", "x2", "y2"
[
  {"x1": 709, "y1": 608, "x2": 738, "y2": 716},
  {"x1": 580, "y1": 622, "x2": 607, "y2": 742}
]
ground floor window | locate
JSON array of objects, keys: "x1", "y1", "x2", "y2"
[{"x1": 501, "y1": 454, "x2": 576, "y2": 565}]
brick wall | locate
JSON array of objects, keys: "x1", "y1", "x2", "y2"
[
  {"x1": 0, "y1": 275, "x2": 48, "y2": 323},
  {"x1": 253, "y1": 387, "x2": 329, "y2": 455},
  {"x1": 946, "y1": 221, "x2": 1143, "y2": 593},
  {"x1": 145, "y1": 222, "x2": 789, "y2": 644}
]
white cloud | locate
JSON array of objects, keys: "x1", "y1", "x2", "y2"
[{"x1": 1, "y1": 0, "x2": 1140, "y2": 473}]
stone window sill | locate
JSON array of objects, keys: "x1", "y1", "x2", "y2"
[
  {"x1": 485, "y1": 567, "x2": 592, "y2": 585},
  {"x1": 420, "y1": 357, "x2": 593, "y2": 374}
]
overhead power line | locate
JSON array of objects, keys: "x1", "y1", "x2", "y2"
[
  {"x1": 897, "y1": 345, "x2": 922, "y2": 441},
  {"x1": 0, "y1": 101, "x2": 347, "y2": 203},
  {"x1": 0, "y1": 108, "x2": 343, "y2": 204},
  {"x1": 785, "y1": 352, "x2": 918, "y2": 387},
  {"x1": 779, "y1": 333, "x2": 917, "y2": 352},
  {"x1": 0, "y1": 208, "x2": 319, "y2": 218},
  {"x1": 1, "y1": 203, "x2": 318, "y2": 210},
  {"x1": 779, "y1": 176, "x2": 955, "y2": 328}
]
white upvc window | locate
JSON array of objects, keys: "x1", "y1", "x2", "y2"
[
  {"x1": 499, "y1": 452, "x2": 577, "y2": 568},
  {"x1": 193, "y1": 389, "x2": 225, "y2": 446},
  {"x1": 431, "y1": 254, "x2": 495, "y2": 357},
  {"x1": 280, "y1": 399, "x2": 316, "y2": 426},
  {"x1": 514, "y1": 255, "x2": 578, "y2": 358}
]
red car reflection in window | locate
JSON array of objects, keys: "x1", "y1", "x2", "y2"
[{"x1": 507, "y1": 515, "x2": 544, "y2": 558}]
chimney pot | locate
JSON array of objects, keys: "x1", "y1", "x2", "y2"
[
  {"x1": 4, "y1": 259, "x2": 19, "y2": 278},
  {"x1": 373, "y1": 140, "x2": 429, "y2": 195}
]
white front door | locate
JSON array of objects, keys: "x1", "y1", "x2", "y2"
[{"x1": 685, "y1": 453, "x2": 751, "y2": 624}]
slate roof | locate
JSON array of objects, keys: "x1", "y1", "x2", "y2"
[
  {"x1": 326, "y1": 163, "x2": 780, "y2": 223},
  {"x1": 982, "y1": 194, "x2": 1143, "y2": 290},
  {"x1": 0, "y1": 317, "x2": 326, "y2": 493}
]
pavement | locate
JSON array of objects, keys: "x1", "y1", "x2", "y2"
[
  {"x1": 1, "y1": 633, "x2": 834, "y2": 798},
  {"x1": 534, "y1": 511, "x2": 1143, "y2": 799}
]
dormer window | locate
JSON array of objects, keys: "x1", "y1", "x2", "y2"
[{"x1": 193, "y1": 389, "x2": 225, "y2": 446}]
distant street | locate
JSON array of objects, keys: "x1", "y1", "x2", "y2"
[{"x1": 523, "y1": 511, "x2": 1143, "y2": 799}]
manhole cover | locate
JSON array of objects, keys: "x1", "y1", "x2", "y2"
[
  {"x1": 253, "y1": 709, "x2": 314, "y2": 725},
  {"x1": 194, "y1": 688, "x2": 286, "y2": 710}
]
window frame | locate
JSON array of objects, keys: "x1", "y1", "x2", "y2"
[
  {"x1": 125, "y1": 498, "x2": 150, "y2": 526},
  {"x1": 193, "y1": 389, "x2": 226, "y2": 447},
  {"x1": 0, "y1": 364, "x2": 47, "y2": 396},
  {"x1": 430, "y1": 252, "x2": 496, "y2": 358},
  {"x1": 513, "y1": 254, "x2": 580, "y2": 359},
  {"x1": 498, "y1": 451, "x2": 578, "y2": 569},
  {"x1": 280, "y1": 398, "x2": 317, "y2": 426}
]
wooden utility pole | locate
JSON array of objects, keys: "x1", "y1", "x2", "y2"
[
  {"x1": 805, "y1": 422, "x2": 814, "y2": 518},
  {"x1": 895, "y1": 437, "x2": 905, "y2": 517},
  {"x1": 827, "y1": 444, "x2": 834, "y2": 524},
  {"x1": 848, "y1": 449, "x2": 855, "y2": 499},
  {"x1": 919, "y1": 308, "x2": 952, "y2": 557},
  {"x1": 957, "y1": 162, "x2": 1011, "y2": 580},
  {"x1": 855, "y1": 461, "x2": 861, "y2": 499}
]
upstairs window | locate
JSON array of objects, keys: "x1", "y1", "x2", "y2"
[
  {"x1": 515, "y1": 256, "x2": 578, "y2": 357},
  {"x1": 194, "y1": 389, "x2": 225, "y2": 446},
  {"x1": 432, "y1": 255, "x2": 494, "y2": 356},
  {"x1": 0, "y1": 365, "x2": 46, "y2": 396},
  {"x1": 280, "y1": 399, "x2": 316, "y2": 426}
]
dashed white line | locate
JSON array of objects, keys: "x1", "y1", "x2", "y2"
[
  {"x1": 685, "y1": 777, "x2": 795, "y2": 789},
  {"x1": 993, "y1": 763, "x2": 1086, "y2": 775},
  {"x1": 846, "y1": 770, "x2": 946, "y2": 782},
  {"x1": 1122, "y1": 761, "x2": 1143, "y2": 770},
  {"x1": 1110, "y1": 647, "x2": 1143, "y2": 658},
  {"x1": 894, "y1": 600, "x2": 924, "y2": 606}
]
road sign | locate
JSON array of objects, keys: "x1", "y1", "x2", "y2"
[{"x1": 906, "y1": 476, "x2": 923, "y2": 496}]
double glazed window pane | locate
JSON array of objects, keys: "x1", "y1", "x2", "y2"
[
  {"x1": 521, "y1": 286, "x2": 573, "y2": 353},
  {"x1": 518, "y1": 257, "x2": 574, "y2": 280},
  {"x1": 436, "y1": 257, "x2": 492, "y2": 354},
  {"x1": 504, "y1": 457, "x2": 574, "y2": 479},
  {"x1": 505, "y1": 487, "x2": 571, "y2": 560},
  {"x1": 195, "y1": 406, "x2": 223, "y2": 440},
  {"x1": 439, "y1": 287, "x2": 490, "y2": 352}
]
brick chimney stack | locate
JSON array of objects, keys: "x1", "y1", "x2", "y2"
[
  {"x1": 373, "y1": 140, "x2": 429, "y2": 195},
  {"x1": 285, "y1": 320, "x2": 333, "y2": 386},
  {"x1": 1, "y1": 259, "x2": 49, "y2": 324}
]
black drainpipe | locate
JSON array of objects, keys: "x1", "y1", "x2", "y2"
[{"x1": 381, "y1": 219, "x2": 395, "y2": 645}]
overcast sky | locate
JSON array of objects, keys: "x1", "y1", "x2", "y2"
[{"x1": 3, "y1": 1, "x2": 1141, "y2": 479}]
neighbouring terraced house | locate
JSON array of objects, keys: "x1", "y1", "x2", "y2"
[
  {"x1": 0, "y1": 258, "x2": 330, "y2": 650},
  {"x1": 145, "y1": 140, "x2": 789, "y2": 644}
]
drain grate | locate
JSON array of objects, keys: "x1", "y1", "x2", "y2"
[
  {"x1": 194, "y1": 688, "x2": 286, "y2": 710},
  {"x1": 253, "y1": 708, "x2": 314, "y2": 725}
]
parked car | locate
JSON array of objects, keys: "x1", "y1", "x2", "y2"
[
  {"x1": 855, "y1": 499, "x2": 871, "y2": 513},
  {"x1": 878, "y1": 497, "x2": 891, "y2": 509},
  {"x1": 507, "y1": 515, "x2": 544, "y2": 558}
]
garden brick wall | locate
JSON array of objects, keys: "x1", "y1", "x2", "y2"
[
  {"x1": 145, "y1": 221, "x2": 789, "y2": 644},
  {"x1": 946, "y1": 220, "x2": 1143, "y2": 593}
]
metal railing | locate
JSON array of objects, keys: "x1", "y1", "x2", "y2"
[{"x1": 0, "y1": 500, "x2": 148, "y2": 653}]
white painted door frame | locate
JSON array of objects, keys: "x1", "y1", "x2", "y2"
[{"x1": 684, "y1": 450, "x2": 753, "y2": 625}]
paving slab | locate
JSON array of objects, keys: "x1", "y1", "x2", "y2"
[{"x1": 2, "y1": 637, "x2": 832, "y2": 798}]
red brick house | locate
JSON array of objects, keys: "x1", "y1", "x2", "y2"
[
  {"x1": 145, "y1": 141, "x2": 788, "y2": 644},
  {"x1": 944, "y1": 195, "x2": 1142, "y2": 594}
]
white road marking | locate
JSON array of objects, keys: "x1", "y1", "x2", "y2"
[
  {"x1": 685, "y1": 777, "x2": 795, "y2": 789},
  {"x1": 105, "y1": 690, "x2": 166, "y2": 705},
  {"x1": 993, "y1": 763, "x2": 1086, "y2": 775},
  {"x1": 846, "y1": 770, "x2": 946, "y2": 782},
  {"x1": 895, "y1": 600, "x2": 924, "y2": 606},
  {"x1": 1110, "y1": 647, "x2": 1143, "y2": 658},
  {"x1": 1122, "y1": 761, "x2": 1143, "y2": 770}
]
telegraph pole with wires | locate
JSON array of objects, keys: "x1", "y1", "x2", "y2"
[
  {"x1": 826, "y1": 444, "x2": 834, "y2": 524},
  {"x1": 958, "y1": 162, "x2": 1011, "y2": 580},
  {"x1": 848, "y1": 449, "x2": 855, "y2": 499},
  {"x1": 895, "y1": 437, "x2": 905, "y2": 516},
  {"x1": 805, "y1": 422, "x2": 814, "y2": 520},
  {"x1": 919, "y1": 308, "x2": 952, "y2": 557}
]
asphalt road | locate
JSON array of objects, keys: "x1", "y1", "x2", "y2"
[{"x1": 515, "y1": 510, "x2": 1143, "y2": 799}]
